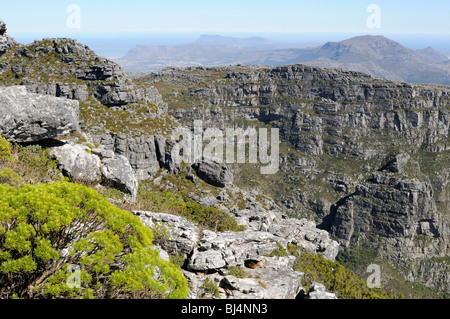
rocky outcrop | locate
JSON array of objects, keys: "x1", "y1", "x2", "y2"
[
  {"x1": 101, "y1": 154, "x2": 138, "y2": 202},
  {"x1": 0, "y1": 22, "x2": 166, "y2": 111},
  {"x1": 135, "y1": 212, "x2": 200, "y2": 256},
  {"x1": 92, "y1": 133, "x2": 162, "y2": 181},
  {"x1": 132, "y1": 210, "x2": 339, "y2": 299},
  {"x1": 0, "y1": 86, "x2": 79, "y2": 143},
  {"x1": 0, "y1": 19, "x2": 14, "y2": 55}
]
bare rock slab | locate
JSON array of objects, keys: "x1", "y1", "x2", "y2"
[{"x1": 0, "y1": 86, "x2": 79, "y2": 143}]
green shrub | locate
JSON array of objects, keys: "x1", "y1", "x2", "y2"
[
  {"x1": 226, "y1": 266, "x2": 247, "y2": 279},
  {"x1": 0, "y1": 168, "x2": 21, "y2": 186},
  {"x1": 199, "y1": 277, "x2": 219, "y2": 298},
  {"x1": 266, "y1": 243, "x2": 289, "y2": 257},
  {"x1": 0, "y1": 135, "x2": 13, "y2": 162},
  {"x1": 292, "y1": 247, "x2": 399, "y2": 299},
  {"x1": 136, "y1": 187, "x2": 244, "y2": 232},
  {"x1": 0, "y1": 181, "x2": 188, "y2": 299}
]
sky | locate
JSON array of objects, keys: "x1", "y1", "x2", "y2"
[
  {"x1": 1, "y1": 0, "x2": 449, "y2": 57},
  {"x1": 1, "y1": 0, "x2": 449, "y2": 34}
]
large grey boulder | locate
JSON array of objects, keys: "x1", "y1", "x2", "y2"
[
  {"x1": 50, "y1": 142, "x2": 138, "y2": 202},
  {"x1": 304, "y1": 283, "x2": 337, "y2": 299},
  {"x1": 101, "y1": 154, "x2": 138, "y2": 202},
  {"x1": 192, "y1": 157, "x2": 234, "y2": 187},
  {"x1": 49, "y1": 143, "x2": 102, "y2": 182},
  {"x1": 0, "y1": 86, "x2": 79, "y2": 143},
  {"x1": 92, "y1": 133, "x2": 162, "y2": 181}
]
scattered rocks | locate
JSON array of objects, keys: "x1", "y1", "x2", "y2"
[{"x1": 133, "y1": 209, "x2": 340, "y2": 299}]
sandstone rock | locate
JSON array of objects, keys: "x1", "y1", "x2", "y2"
[
  {"x1": 27, "y1": 83, "x2": 89, "y2": 101},
  {"x1": 101, "y1": 154, "x2": 138, "y2": 202},
  {"x1": 192, "y1": 157, "x2": 234, "y2": 187},
  {"x1": 187, "y1": 230, "x2": 288, "y2": 271},
  {"x1": 0, "y1": 19, "x2": 14, "y2": 55},
  {"x1": 304, "y1": 282, "x2": 337, "y2": 299},
  {"x1": 269, "y1": 218, "x2": 340, "y2": 261},
  {"x1": 50, "y1": 142, "x2": 138, "y2": 202},
  {"x1": 93, "y1": 133, "x2": 162, "y2": 181},
  {"x1": 0, "y1": 86, "x2": 79, "y2": 143},
  {"x1": 49, "y1": 143, "x2": 102, "y2": 182},
  {"x1": 134, "y1": 211, "x2": 200, "y2": 256},
  {"x1": 183, "y1": 258, "x2": 304, "y2": 299},
  {"x1": 233, "y1": 209, "x2": 279, "y2": 232}
]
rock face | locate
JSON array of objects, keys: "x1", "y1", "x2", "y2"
[
  {"x1": 145, "y1": 65, "x2": 450, "y2": 295},
  {"x1": 0, "y1": 86, "x2": 79, "y2": 143},
  {"x1": 133, "y1": 210, "x2": 339, "y2": 299},
  {"x1": 92, "y1": 133, "x2": 163, "y2": 181}
]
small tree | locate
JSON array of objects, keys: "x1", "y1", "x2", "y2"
[{"x1": 0, "y1": 181, "x2": 188, "y2": 299}]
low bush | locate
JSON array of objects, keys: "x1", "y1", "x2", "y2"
[
  {"x1": 0, "y1": 135, "x2": 13, "y2": 162},
  {"x1": 136, "y1": 187, "x2": 244, "y2": 232},
  {"x1": 292, "y1": 247, "x2": 400, "y2": 299},
  {"x1": 0, "y1": 181, "x2": 188, "y2": 299}
]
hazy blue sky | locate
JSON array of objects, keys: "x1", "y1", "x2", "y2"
[{"x1": 1, "y1": 0, "x2": 449, "y2": 35}]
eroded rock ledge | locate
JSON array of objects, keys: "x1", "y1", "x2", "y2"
[{"x1": 134, "y1": 209, "x2": 339, "y2": 299}]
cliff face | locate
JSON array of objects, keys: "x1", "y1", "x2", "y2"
[{"x1": 144, "y1": 65, "x2": 450, "y2": 294}]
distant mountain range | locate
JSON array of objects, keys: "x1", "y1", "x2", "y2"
[{"x1": 115, "y1": 34, "x2": 450, "y2": 86}]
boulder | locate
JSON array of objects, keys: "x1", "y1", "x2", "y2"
[
  {"x1": 49, "y1": 143, "x2": 102, "y2": 182},
  {"x1": 50, "y1": 142, "x2": 138, "y2": 202},
  {"x1": 93, "y1": 133, "x2": 162, "y2": 181},
  {"x1": 192, "y1": 157, "x2": 234, "y2": 187},
  {"x1": 101, "y1": 154, "x2": 138, "y2": 202},
  {"x1": 0, "y1": 86, "x2": 79, "y2": 143}
]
